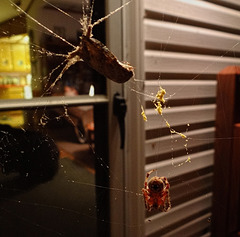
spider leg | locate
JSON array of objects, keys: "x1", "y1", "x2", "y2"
[
  {"x1": 92, "y1": 1, "x2": 132, "y2": 28},
  {"x1": 162, "y1": 189, "x2": 171, "y2": 212},
  {"x1": 45, "y1": 54, "x2": 81, "y2": 94},
  {"x1": 166, "y1": 192, "x2": 171, "y2": 211},
  {"x1": 9, "y1": 0, "x2": 75, "y2": 48},
  {"x1": 160, "y1": 176, "x2": 170, "y2": 190},
  {"x1": 142, "y1": 188, "x2": 151, "y2": 211},
  {"x1": 144, "y1": 169, "x2": 156, "y2": 189},
  {"x1": 156, "y1": 176, "x2": 171, "y2": 212},
  {"x1": 142, "y1": 188, "x2": 149, "y2": 200},
  {"x1": 41, "y1": 58, "x2": 67, "y2": 91}
]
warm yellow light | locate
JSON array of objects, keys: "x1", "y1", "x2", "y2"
[
  {"x1": 22, "y1": 35, "x2": 29, "y2": 44},
  {"x1": 89, "y1": 84, "x2": 95, "y2": 97}
]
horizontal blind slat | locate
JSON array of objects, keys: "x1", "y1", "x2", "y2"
[
  {"x1": 145, "y1": 104, "x2": 216, "y2": 130},
  {"x1": 145, "y1": 127, "x2": 215, "y2": 157},
  {"x1": 144, "y1": 19, "x2": 240, "y2": 52},
  {"x1": 218, "y1": 0, "x2": 240, "y2": 7},
  {"x1": 171, "y1": 173, "x2": 213, "y2": 201},
  {"x1": 144, "y1": 80, "x2": 217, "y2": 100},
  {"x1": 201, "y1": 232, "x2": 211, "y2": 237},
  {"x1": 145, "y1": 193, "x2": 212, "y2": 236},
  {"x1": 144, "y1": 0, "x2": 240, "y2": 31},
  {"x1": 161, "y1": 213, "x2": 211, "y2": 237},
  {"x1": 145, "y1": 50, "x2": 240, "y2": 74},
  {"x1": 145, "y1": 149, "x2": 214, "y2": 177}
]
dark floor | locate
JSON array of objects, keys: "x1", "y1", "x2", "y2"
[{"x1": 0, "y1": 158, "x2": 97, "y2": 237}]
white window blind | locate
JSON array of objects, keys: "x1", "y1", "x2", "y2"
[{"x1": 142, "y1": 0, "x2": 240, "y2": 236}]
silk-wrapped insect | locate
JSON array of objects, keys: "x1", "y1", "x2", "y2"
[{"x1": 69, "y1": 25, "x2": 134, "y2": 83}]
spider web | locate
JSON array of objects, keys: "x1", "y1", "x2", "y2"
[{"x1": 0, "y1": 0, "x2": 240, "y2": 236}]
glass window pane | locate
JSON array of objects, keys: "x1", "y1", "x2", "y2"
[
  {"x1": 0, "y1": 0, "x2": 106, "y2": 99},
  {"x1": 0, "y1": 106, "x2": 99, "y2": 236}
]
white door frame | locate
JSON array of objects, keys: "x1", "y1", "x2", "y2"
[{"x1": 106, "y1": 0, "x2": 145, "y2": 236}]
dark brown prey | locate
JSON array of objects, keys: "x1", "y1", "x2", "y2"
[{"x1": 69, "y1": 35, "x2": 134, "y2": 83}]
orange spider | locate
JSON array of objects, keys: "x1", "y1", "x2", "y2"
[{"x1": 142, "y1": 169, "x2": 171, "y2": 212}]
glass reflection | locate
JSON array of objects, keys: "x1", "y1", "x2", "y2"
[
  {"x1": 0, "y1": 0, "x2": 106, "y2": 99},
  {"x1": 0, "y1": 106, "x2": 97, "y2": 236}
]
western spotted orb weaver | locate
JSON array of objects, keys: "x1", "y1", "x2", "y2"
[{"x1": 142, "y1": 169, "x2": 171, "y2": 212}]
